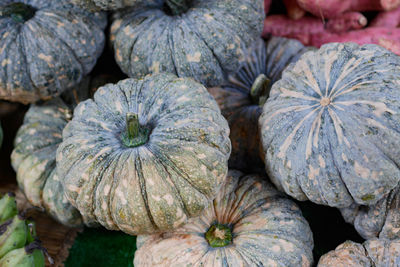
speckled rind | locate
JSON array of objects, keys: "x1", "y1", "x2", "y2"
[
  {"x1": 10, "y1": 79, "x2": 96, "y2": 227},
  {"x1": 260, "y1": 42, "x2": 400, "y2": 208},
  {"x1": 135, "y1": 170, "x2": 314, "y2": 267},
  {"x1": 209, "y1": 37, "x2": 312, "y2": 172},
  {"x1": 341, "y1": 184, "x2": 400, "y2": 240},
  {"x1": 56, "y1": 73, "x2": 231, "y2": 235},
  {"x1": 318, "y1": 239, "x2": 400, "y2": 267},
  {"x1": 0, "y1": 0, "x2": 106, "y2": 104},
  {"x1": 72, "y1": 0, "x2": 160, "y2": 11},
  {"x1": 110, "y1": 0, "x2": 264, "y2": 87}
]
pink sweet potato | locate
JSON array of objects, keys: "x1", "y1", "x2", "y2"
[
  {"x1": 264, "y1": 0, "x2": 272, "y2": 14},
  {"x1": 370, "y1": 6, "x2": 400, "y2": 27},
  {"x1": 326, "y1": 12, "x2": 367, "y2": 33},
  {"x1": 284, "y1": 0, "x2": 306, "y2": 20}
]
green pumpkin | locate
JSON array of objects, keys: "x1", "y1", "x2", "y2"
[
  {"x1": 110, "y1": 0, "x2": 264, "y2": 87},
  {"x1": 209, "y1": 37, "x2": 313, "y2": 172},
  {"x1": 318, "y1": 239, "x2": 400, "y2": 266},
  {"x1": 260, "y1": 43, "x2": 400, "y2": 208},
  {"x1": 57, "y1": 73, "x2": 231, "y2": 235},
  {"x1": 0, "y1": 1, "x2": 106, "y2": 104},
  {"x1": 11, "y1": 78, "x2": 100, "y2": 227},
  {"x1": 72, "y1": 0, "x2": 158, "y2": 11},
  {"x1": 135, "y1": 170, "x2": 314, "y2": 266}
]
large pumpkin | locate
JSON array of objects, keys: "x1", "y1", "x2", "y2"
[
  {"x1": 341, "y1": 183, "x2": 400, "y2": 240},
  {"x1": 318, "y1": 239, "x2": 400, "y2": 266},
  {"x1": 56, "y1": 73, "x2": 231, "y2": 235},
  {"x1": 110, "y1": 0, "x2": 264, "y2": 87},
  {"x1": 0, "y1": 1, "x2": 106, "y2": 104},
  {"x1": 209, "y1": 37, "x2": 312, "y2": 172},
  {"x1": 134, "y1": 170, "x2": 314, "y2": 267},
  {"x1": 10, "y1": 80, "x2": 96, "y2": 226},
  {"x1": 260, "y1": 42, "x2": 400, "y2": 208},
  {"x1": 72, "y1": 0, "x2": 157, "y2": 11}
]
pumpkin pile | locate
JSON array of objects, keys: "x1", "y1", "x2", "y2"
[{"x1": 2, "y1": 0, "x2": 400, "y2": 266}]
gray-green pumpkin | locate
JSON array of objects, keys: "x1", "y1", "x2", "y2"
[
  {"x1": 260, "y1": 42, "x2": 400, "y2": 208},
  {"x1": 72, "y1": 0, "x2": 158, "y2": 11},
  {"x1": 135, "y1": 170, "x2": 314, "y2": 267},
  {"x1": 0, "y1": 0, "x2": 107, "y2": 104},
  {"x1": 11, "y1": 79, "x2": 98, "y2": 227},
  {"x1": 341, "y1": 183, "x2": 400, "y2": 240},
  {"x1": 56, "y1": 73, "x2": 231, "y2": 235},
  {"x1": 110, "y1": 0, "x2": 264, "y2": 87},
  {"x1": 209, "y1": 37, "x2": 313, "y2": 172},
  {"x1": 318, "y1": 239, "x2": 400, "y2": 267}
]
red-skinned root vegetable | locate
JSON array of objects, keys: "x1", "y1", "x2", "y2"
[
  {"x1": 370, "y1": 6, "x2": 400, "y2": 27},
  {"x1": 264, "y1": 0, "x2": 271, "y2": 14},
  {"x1": 309, "y1": 27, "x2": 400, "y2": 55},
  {"x1": 284, "y1": 0, "x2": 306, "y2": 20},
  {"x1": 297, "y1": 0, "x2": 400, "y2": 18},
  {"x1": 325, "y1": 12, "x2": 367, "y2": 33}
]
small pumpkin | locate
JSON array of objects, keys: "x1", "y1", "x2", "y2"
[
  {"x1": 209, "y1": 37, "x2": 312, "y2": 172},
  {"x1": 341, "y1": 183, "x2": 400, "y2": 240},
  {"x1": 318, "y1": 239, "x2": 400, "y2": 267},
  {"x1": 0, "y1": 1, "x2": 107, "y2": 104},
  {"x1": 110, "y1": 0, "x2": 264, "y2": 87},
  {"x1": 260, "y1": 42, "x2": 400, "y2": 208},
  {"x1": 72, "y1": 0, "x2": 157, "y2": 11},
  {"x1": 57, "y1": 73, "x2": 231, "y2": 235},
  {"x1": 134, "y1": 170, "x2": 314, "y2": 267}
]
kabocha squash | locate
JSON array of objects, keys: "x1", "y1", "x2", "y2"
[
  {"x1": 209, "y1": 37, "x2": 312, "y2": 172},
  {"x1": 260, "y1": 42, "x2": 400, "y2": 208},
  {"x1": 56, "y1": 73, "x2": 231, "y2": 235},
  {"x1": 110, "y1": 0, "x2": 264, "y2": 87},
  {"x1": 134, "y1": 170, "x2": 314, "y2": 267},
  {"x1": 72, "y1": 0, "x2": 157, "y2": 11},
  {"x1": 10, "y1": 79, "x2": 96, "y2": 227},
  {"x1": 0, "y1": 1, "x2": 107, "y2": 104},
  {"x1": 318, "y1": 239, "x2": 400, "y2": 266},
  {"x1": 341, "y1": 183, "x2": 400, "y2": 240}
]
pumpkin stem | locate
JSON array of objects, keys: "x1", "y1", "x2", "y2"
[
  {"x1": 122, "y1": 113, "x2": 150, "y2": 148},
  {"x1": 164, "y1": 0, "x2": 191, "y2": 16},
  {"x1": 205, "y1": 223, "x2": 233, "y2": 248},
  {"x1": 250, "y1": 74, "x2": 271, "y2": 107},
  {"x1": 0, "y1": 3, "x2": 37, "y2": 23}
]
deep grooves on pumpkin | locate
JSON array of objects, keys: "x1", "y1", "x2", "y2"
[{"x1": 1, "y1": 3, "x2": 37, "y2": 23}]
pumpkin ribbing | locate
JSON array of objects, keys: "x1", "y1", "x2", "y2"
[
  {"x1": 0, "y1": 2, "x2": 37, "y2": 23},
  {"x1": 205, "y1": 223, "x2": 232, "y2": 248}
]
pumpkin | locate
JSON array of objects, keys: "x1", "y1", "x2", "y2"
[
  {"x1": 341, "y1": 183, "x2": 400, "y2": 240},
  {"x1": 10, "y1": 78, "x2": 100, "y2": 227},
  {"x1": 0, "y1": 1, "x2": 107, "y2": 104},
  {"x1": 209, "y1": 37, "x2": 312, "y2": 172},
  {"x1": 134, "y1": 170, "x2": 314, "y2": 267},
  {"x1": 318, "y1": 239, "x2": 400, "y2": 266},
  {"x1": 72, "y1": 0, "x2": 157, "y2": 11},
  {"x1": 56, "y1": 73, "x2": 231, "y2": 235},
  {"x1": 259, "y1": 42, "x2": 400, "y2": 208},
  {"x1": 110, "y1": 0, "x2": 264, "y2": 87}
]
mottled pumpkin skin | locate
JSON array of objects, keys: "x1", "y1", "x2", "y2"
[
  {"x1": 72, "y1": 0, "x2": 158, "y2": 11},
  {"x1": 10, "y1": 80, "x2": 95, "y2": 227},
  {"x1": 110, "y1": 0, "x2": 264, "y2": 87},
  {"x1": 209, "y1": 37, "x2": 312, "y2": 172},
  {"x1": 318, "y1": 239, "x2": 400, "y2": 267},
  {"x1": 0, "y1": 0, "x2": 106, "y2": 104},
  {"x1": 260, "y1": 43, "x2": 400, "y2": 208},
  {"x1": 57, "y1": 73, "x2": 231, "y2": 235},
  {"x1": 341, "y1": 184, "x2": 400, "y2": 240},
  {"x1": 135, "y1": 170, "x2": 314, "y2": 267}
]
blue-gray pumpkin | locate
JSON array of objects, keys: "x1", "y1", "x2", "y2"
[
  {"x1": 260, "y1": 43, "x2": 400, "y2": 208},
  {"x1": 341, "y1": 183, "x2": 400, "y2": 240},
  {"x1": 318, "y1": 239, "x2": 400, "y2": 267},
  {"x1": 56, "y1": 73, "x2": 231, "y2": 235},
  {"x1": 110, "y1": 0, "x2": 264, "y2": 87},
  {"x1": 209, "y1": 37, "x2": 313, "y2": 172},
  {"x1": 135, "y1": 170, "x2": 314, "y2": 267},
  {"x1": 0, "y1": 0, "x2": 107, "y2": 104},
  {"x1": 72, "y1": 0, "x2": 158, "y2": 11}
]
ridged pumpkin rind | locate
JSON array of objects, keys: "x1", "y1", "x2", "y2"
[
  {"x1": 260, "y1": 42, "x2": 400, "y2": 208},
  {"x1": 10, "y1": 80, "x2": 94, "y2": 227},
  {"x1": 209, "y1": 37, "x2": 312, "y2": 172},
  {"x1": 110, "y1": 0, "x2": 264, "y2": 87},
  {"x1": 0, "y1": 0, "x2": 106, "y2": 104},
  {"x1": 72, "y1": 0, "x2": 159, "y2": 11},
  {"x1": 135, "y1": 170, "x2": 314, "y2": 267},
  {"x1": 318, "y1": 239, "x2": 400, "y2": 267},
  {"x1": 56, "y1": 73, "x2": 231, "y2": 235},
  {"x1": 341, "y1": 184, "x2": 400, "y2": 240}
]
